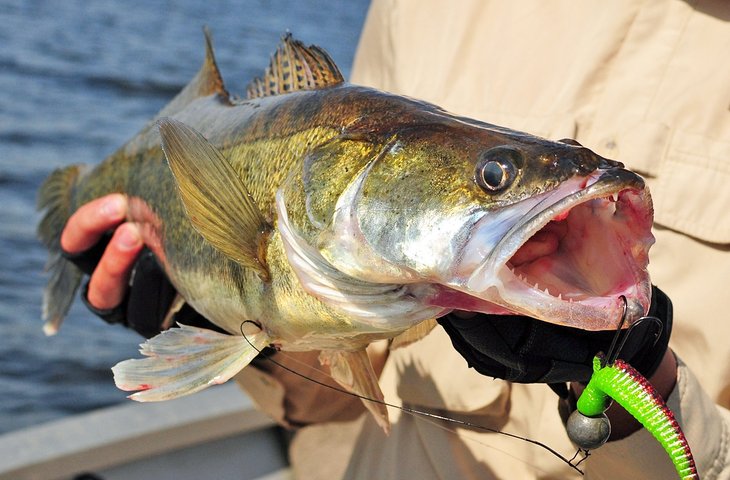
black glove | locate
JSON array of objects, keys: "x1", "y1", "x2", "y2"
[
  {"x1": 437, "y1": 285, "x2": 672, "y2": 384},
  {"x1": 63, "y1": 232, "x2": 223, "y2": 338}
]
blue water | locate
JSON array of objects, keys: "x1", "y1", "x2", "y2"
[{"x1": 0, "y1": 0, "x2": 371, "y2": 434}]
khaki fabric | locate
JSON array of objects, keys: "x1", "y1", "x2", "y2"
[{"x1": 237, "y1": 0, "x2": 730, "y2": 478}]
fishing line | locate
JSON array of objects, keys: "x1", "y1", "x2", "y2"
[
  {"x1": 569, "y1": 448, "x2": 591, "y2": 467},
  {"x1": 245, "y1": 340, "x2": 559, "y2": 472},
  {"x1": 239, "y1": 321, "x2": 586, "y2": 475}
]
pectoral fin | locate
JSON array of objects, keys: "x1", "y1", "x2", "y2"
[
  {"x1": 390, "y1": 318, "x2": 438, "y2": 350},
  {"x1": 319, "y1": 349, "x2": 390, "y2": 434},
  {"x1": 113, "y1": 324, "x2": 269, "y2": 401},
  {"x1": 158, "y1": 118, "x2": 270, "y2": 279}
]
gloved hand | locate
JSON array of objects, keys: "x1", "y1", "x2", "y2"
[
  {"x1": 437, "y1": 285, "x2": 672, "y2": 384},
  {"x1": 59, "y1": 195, "x2": 221, "y2": 338},
  {"x1": 64, "y1": 238, "x2": 217, "y2": 338}
]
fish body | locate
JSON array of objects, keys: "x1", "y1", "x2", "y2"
[{"x1": 37, "y1": 33, "x2": 654, "y2": 429}]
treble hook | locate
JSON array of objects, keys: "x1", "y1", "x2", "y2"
[{"x1": 603, "y1": 295, "x2": 663, "y2": 367}]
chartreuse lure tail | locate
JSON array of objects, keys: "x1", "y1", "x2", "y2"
[{"x1": 574, "y1": 356, "x2": 698, "y2": 479}]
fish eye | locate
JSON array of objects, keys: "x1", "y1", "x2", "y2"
[{"x1": 475, "y1": 147, "x2": 521, "y2": 192}]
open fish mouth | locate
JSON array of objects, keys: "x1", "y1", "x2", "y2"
[{"x1": 448, "y1": 168, "x2": 654, "y2": 331}]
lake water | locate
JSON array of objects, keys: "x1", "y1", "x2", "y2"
[{"x1": 0, "y1": 0, "x2": 370, "y2": 434}]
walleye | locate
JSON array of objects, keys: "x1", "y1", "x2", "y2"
[{"x1": 37, "y1": 32, "x2": 654, "y2": 431}]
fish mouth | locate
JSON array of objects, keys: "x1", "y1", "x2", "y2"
[{"x1": 450, "y1": 169, "x2": 654, "y2": 330}]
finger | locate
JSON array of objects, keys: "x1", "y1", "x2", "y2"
[
  {"x1": 86, "y1": 223, "x2": 144, "y2": 309},
  {"x1": 60, "y1": 194, "x2": 128, "y2": 254}
]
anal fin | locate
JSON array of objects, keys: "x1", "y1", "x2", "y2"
[
  {"x1": 319, "y1": 349, "x2": 390, "y2": 434},
  {"x1": 160, "y1": 293, "x2": 186, "y2": 331},
  {"x1": 113, "y1": 324, "x2": 269, "y2": 401}
]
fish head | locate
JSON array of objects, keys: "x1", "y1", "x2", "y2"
[{"x1": 319, "y1": 121, "x2": 654, "y2": 331}]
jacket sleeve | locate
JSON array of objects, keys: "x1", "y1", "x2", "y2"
[
  {"x1": 583, "y1": 357, "x2": 730, "y2": 479},
  {"x1": 232, "y1": 350, "x2": 369, "y2": 428}
]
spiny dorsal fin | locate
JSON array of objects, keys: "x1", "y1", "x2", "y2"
[
  {"x1": 158, "y1": 118, "x2": 270, "y2": 280},
  {"x1": 156, "y1": 27, "x2": 230, "y2": 119},
  {"x1": 246, "y1": 33, "x2": 344, "y2": 99}
]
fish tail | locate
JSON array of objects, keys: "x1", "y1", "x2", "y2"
[
  {"x1": 113, "y1": 323, "x2": 270, "y2": 401},
  {"x1": 36, "y1": 164, "x2": 85, "y2": 335}
]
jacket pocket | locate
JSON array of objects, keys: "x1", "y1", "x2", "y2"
[{"x1": 650, "y1": 131, "x2": 730, "y2": 244}]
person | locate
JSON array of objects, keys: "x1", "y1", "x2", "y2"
[{"x1": 59, "y1": 1, "x2": 730, "y2": 478}]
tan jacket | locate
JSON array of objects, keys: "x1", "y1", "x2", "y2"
[{"x1": 239, "y1": 1, "x2": 730, "y2": 478}]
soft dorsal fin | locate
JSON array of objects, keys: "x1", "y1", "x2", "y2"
[
  {"x1": 156, "y1": 27, "x2": 230, "y2": 119},
  {"x1": 246, "y1": 33, "x2": 344, "y2": 99},
  {"x1": 158, "y1": 118, "x2": 271, "y2": 280},
  {"x1": 121, "y1": 29, "x2": 230, "y2": 155}
]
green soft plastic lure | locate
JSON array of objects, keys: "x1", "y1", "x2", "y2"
[{"x1": 572, "y1": 355, "x2": 698, "y2": 479}]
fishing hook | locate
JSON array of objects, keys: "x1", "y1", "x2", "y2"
[
  {"x1": 603, "y1": 295, "x2": 663, "y2": 367},
  {"x1": 568, "y1": 296, "x2": 698, "y2": 479}
]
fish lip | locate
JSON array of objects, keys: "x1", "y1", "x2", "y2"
[{"x1": 463, "y1": 168, "x2": 653, "y2": 330}]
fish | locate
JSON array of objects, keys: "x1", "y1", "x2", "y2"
[{"x1": 37, "y1": 31, "x2": 654, "y2": 431}]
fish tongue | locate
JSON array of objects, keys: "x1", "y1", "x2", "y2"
[{"x1": 510, "y1": 229, "x2": 561, "y2": 266}]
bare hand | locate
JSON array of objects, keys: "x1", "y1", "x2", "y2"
[{"x1": 60, "y1": 194, "x2": 143, "y2": 309}]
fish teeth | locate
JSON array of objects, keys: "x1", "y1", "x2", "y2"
[
  {"x1": 609, "y1": 193, "x2": 619, "y2": 202},
  {"x1": 558, "y1": 293, "x2": 563, "y2": 300},
  {"x1": 544, "y1": 287, "x2": 550, "y2": 295}
]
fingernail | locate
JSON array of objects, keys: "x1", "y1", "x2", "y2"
[
  {"x1": 101, "y1": 195, "x2": 125, "y2": 219},
  {"x1": 117, "y1": 226, "x2": 141, "y2": 250}
]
